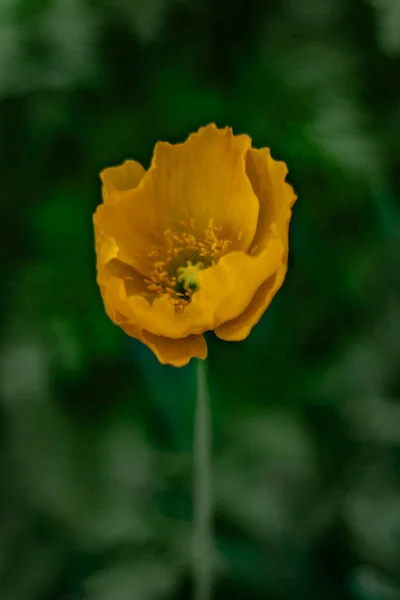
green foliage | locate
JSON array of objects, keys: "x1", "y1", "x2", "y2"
[{"x1": 1, "y1": 0, "x2": 400, "y2": 598}]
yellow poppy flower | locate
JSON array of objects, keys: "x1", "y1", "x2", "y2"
[{"x1": 93, "y1": 124, "x2": 297, "y2": 367}]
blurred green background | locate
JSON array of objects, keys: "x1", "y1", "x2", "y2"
[{"x1": 1, "y1": 0, "x2": 400, "y2": 598}]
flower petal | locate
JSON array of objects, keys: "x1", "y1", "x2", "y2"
[
  {"x1": 108, "y1": 314, "x2": 207, "y2": 367},
  {"x1": 94, "y1": 125, "x2": 261, "y2": 277},
  {"x1": 100, "y1": 160, "x2": 146, "y2": 203},
  {"x1": 101, "y1": 232, "x2": 285, "y2": 339},
  {"x1": 95, "y1": 160, "x2": 153, "y2": 274},
  {"x1": 214, "y1": 264, "x2": 287, "y2": 341},
  {"x1": 93, "y1": 190, "x2": 161, "y2": 276},
  {"x1": 141, "y1": 331, "x2": 208, "y2": 367},
  {"x1": 93, "y1": 221, "x2": 119, "y2": 274},
  {"x1": 94, "y1": 219, "x2": 150, "y2": 317},
  {"x1": 246, "y1": 148, "x2": 296, "y2": 251},
  {"x1": 212, "y1": 150, "x2": 296, "y2": 341},
  {"x1": 140, "y1": 124, "x2": 260, "y2": 252}
]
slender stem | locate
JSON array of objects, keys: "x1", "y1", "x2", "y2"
[{"x1": 193, "y1": 359, "x2": 213, "y2": 600}]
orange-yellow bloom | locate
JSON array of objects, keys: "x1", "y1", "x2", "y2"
[{"x1": 93, "y1": 124, "x2": 297, "y2": 367}]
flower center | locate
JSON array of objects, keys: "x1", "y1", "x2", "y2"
[
  {"x1": 145, "y1": 219, "x2": 232, "y2": 311},
  {"x1": 177, "y1": 261, "x2": 202, "y2": 293}
]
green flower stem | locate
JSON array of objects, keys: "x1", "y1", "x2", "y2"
[{"x1": 193, "y1": 359, "x2": 213, "y2": 600}]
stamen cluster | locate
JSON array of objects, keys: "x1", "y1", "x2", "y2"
[{"x1": 145, "y1": 219, "x2": 231, "y2": 311}]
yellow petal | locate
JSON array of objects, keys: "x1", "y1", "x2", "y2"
[
  {"x1": 100, "y1": 160, "x2": 146, "y2": 203},
  {"x1": 95, "y1": 160, "x2": 150, "y2": 273},
  {"x1": 246, "y1": 148, "x2": 296, "y2": 251},
  {"x1": 214, "y1": 264, "x2": 287, "y2": 341},
  {"x1": 139, "y1": 123, "x2": 260, "y2": 252},
  {"x1": 93, "y1": 221, "x2": 119, "y2": 273},
  {"x1": 100, "y1": 231, "x2": 285, "y2": 339},
  {"x1": 114, "y1": 319, "x2": 207, "y2": 367},
  {"x1": 141, "y1": 331, "x2": 208, "y2": 367},
  {"x1": 94, "y1": 219, "x2": 149, "y2": 318},
  {"x1": 93, "y1": 191, "x2": 160, "y2": 276},
  {"x1": 99, "y1": 285, "x2": 132, "y2": 328},
  {"x1": 94, "y1": 125, "x2": 260, "y2": 277},
  {"x1": 214, "y1": 149, "x2": 296, "y2": 341}
]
